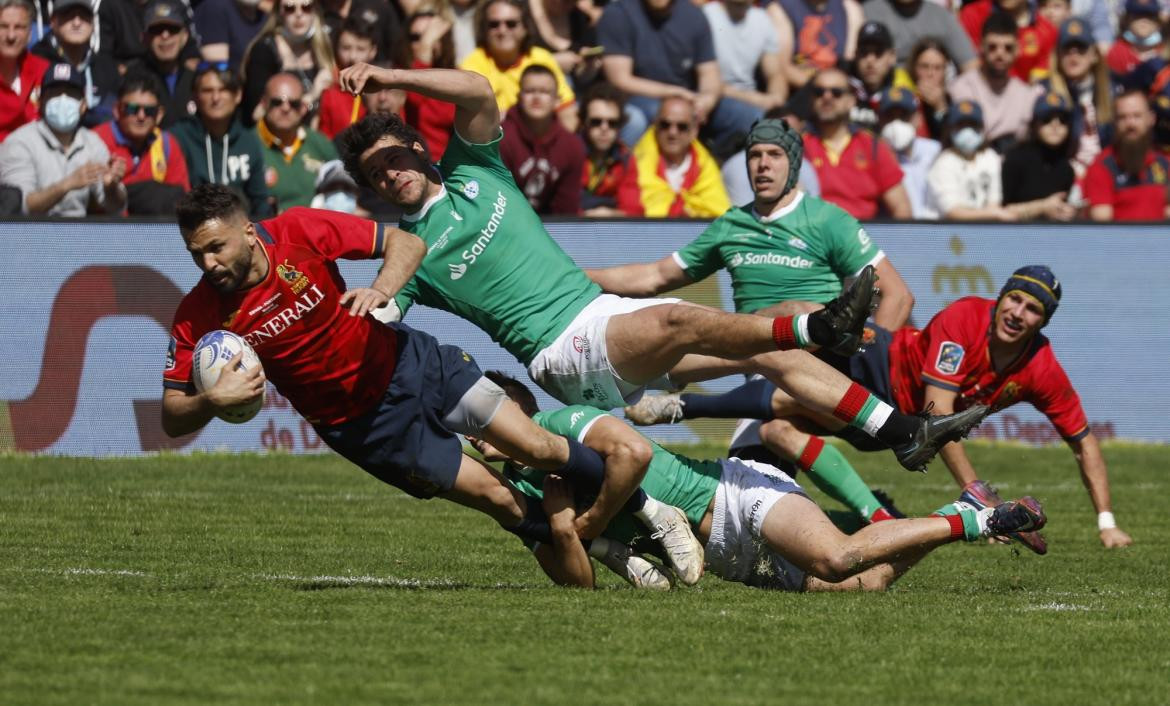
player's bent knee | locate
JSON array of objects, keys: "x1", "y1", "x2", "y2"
[
  {"x1": 808, "y1": 550, "x2": 864, "y2": 583},
  {"x1": 483, "y1": 483, "x2": 525, "y2": 525}
]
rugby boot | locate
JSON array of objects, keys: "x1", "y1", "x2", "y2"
[
  {"x1": 597, "y1": 542, "x2": 673, "y2": 591},
  {"x1": 984, "y1": 496, "x2": 1047, "y2": 538},
  {"x1": 646, "y1": 504, "x2": 705, "y2": 586},
  {"x1": 810, "y1": 264, "x2": 878, "y2": 356},
  {"x1": 893, "y1": 403, "x2": 990, "y2": 472},
  {"x1": 961, "y1": 480, "x2": 1048, "y2": 555},
  {"x1": 624, "y1": 393, "x2": 685, "y2": 425}
]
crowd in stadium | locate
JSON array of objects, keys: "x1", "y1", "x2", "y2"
[{"x1": 1, "y1": 0, "x2": 1168, "y2": 221}]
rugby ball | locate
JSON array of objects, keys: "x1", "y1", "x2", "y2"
[{"x1": 192, "y1": 330, "x2": 265, "y2": 424}]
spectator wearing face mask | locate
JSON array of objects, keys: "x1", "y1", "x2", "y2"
[
  {"x1": 0, "y1": 62, "x2": 126, "y2": 216},
  {"x1": 30, "y1": 0, "x2": 121, "y2": 127},
  {"x1": 310, "y1": 159, "x2": 362, "y2": 213},
  {"x1": 1106, "y1": 0, "x2": 1165, "y2": 84},
  {"x1": 926, "y1": 100, "x2": 1010, "y2": 220},
  {"x1": 875, "y1": 86, "x2": 939, "y2": 219}
]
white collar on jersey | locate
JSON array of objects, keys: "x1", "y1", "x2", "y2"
[
  {"x1": 753, "y1": 190, "x2": 805, "y2": 223},
  {"x1": 400, "y1": 184, "x2": 449, "y2": 223}
]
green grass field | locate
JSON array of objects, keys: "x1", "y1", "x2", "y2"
[{"x1": 1, "y1": 442, "x2": 1167, "y2": 705}]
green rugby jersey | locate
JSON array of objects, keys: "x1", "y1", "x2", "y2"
[
  {"x1": 674, "y1": 193, "x2": 880, "y2": 313},
  {"x1": 505, "y1": 406, "x2": 722, "y2": 545},
  {"x1": 394, "y1": 131, "x2": 601, "y2": 365}
]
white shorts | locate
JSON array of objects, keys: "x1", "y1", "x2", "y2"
[
  {"x1": 705, "y1": 457, "x2": 809, "y2": 592},
  {"x1": 527, "y1": 293, "x2": 681, "y2": 409}
]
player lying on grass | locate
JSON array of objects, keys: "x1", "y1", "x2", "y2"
[
  {"x1": 333, "y1": 63, "x2": 985, "y2": 474},
  {"x1": 471, "y1": 373, "x2": 1047, "y2": 591},
  {"x1": 583, "y1": 117, "x2": 916, "y2": 528},
  {"x1": 626, "y1": 266, "x2": 1132, "y2": 551},
  {"x1": 160, "y1": 184, "x2": 706, "y2": 582}
]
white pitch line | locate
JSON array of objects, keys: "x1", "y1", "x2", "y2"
[
  {"x1": 62, "y1": 568, "x2": 150, "y2": 577},
  {"x1": 260, "y1": 573, "x2": 460, "y2": 588},
  {"x1": 1022, "y1": 602, "x2": 1093, "y2": 612}
]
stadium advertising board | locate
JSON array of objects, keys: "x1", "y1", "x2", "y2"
[{"x1": 0, "y1": 220, "x2": 1165, "y2": 456}]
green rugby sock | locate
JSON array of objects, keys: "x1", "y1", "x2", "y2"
[
  {"x1": 931, "y1": 502, "x2": 983, "y2": 541},
  {"x1": 797, "y1": 437, "x2": 889, "y2": 522}
]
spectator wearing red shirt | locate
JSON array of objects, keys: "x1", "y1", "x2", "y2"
[
  {"x1": 318, "y1": 17, "x2": 376, "y2": 141},
  {"x1": 579, "y1": 81, "x2": 637, "y2": 217},
  {"x1": 1084, "y1": 89, "x2": 1170, "y2": 221},
  {"x1": 1105, "y1": 0, "x2": 1165, "y2": 83},
  {"x1": 802, "y1": 66, "x2": 910, "y2": 219},
  {"x1": 959, "y1": 0, "x2": 1057, "y2": 82},
  {"x1": 401, "y1": 9, "x2": 457, "y2": 160},
  {"x1": 0, "y1": 0, "x2": 49, "y2": 141},
  {"x1": 499, "y1": 64, "x2": 584, "y2": 215},
  {"x1": 94, "y1": 71, "x2": 190, "y2": 215}
]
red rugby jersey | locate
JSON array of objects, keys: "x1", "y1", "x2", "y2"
[
  {"x1": 164, "y1": 208, "x2": 396, "y2": 426},
  {"x1": 888, "y1": 296, "x2": 1089, "y2": 441}
]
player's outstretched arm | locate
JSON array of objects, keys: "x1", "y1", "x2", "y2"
[
  {"x1": 161, "y1": 353, "x2": 265, "y2": 437},
  {"x1": 584, "y1": 255, "x2": 693, "y2": 298},
  {"x1": 575, "y1": 417, "x2": 654, "y2": 539},
  {"x1": 531, "y1": 476, "x2": 596, "y2": 588},
  {"x1": 341, "y1": 227, "x2": 426, "y2": 318},
  {"x1": 922, "y1": 385, "x2": 981, "y2": 486},
  {"x1": 871, "y1": 258, "x2": 914, "y2": 331},
  {"x1": 338, "y1": 64, "x2": 499, "y2": 144},
  {"x1": 1068, "y1": 432, "x2": 1133, "y2": 548}
]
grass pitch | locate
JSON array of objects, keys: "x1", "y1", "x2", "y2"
[{"x1": 1, "y1": 443, "x2": 1167, "y2": 705}]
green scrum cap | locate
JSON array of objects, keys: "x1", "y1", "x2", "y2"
[{"x1": 745, "y1": 119, "x2": 803, "y2": 196}]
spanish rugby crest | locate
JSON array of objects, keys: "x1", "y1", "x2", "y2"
[{"x1": 276, "y1": 259, "x2": 310, "y2": 294}]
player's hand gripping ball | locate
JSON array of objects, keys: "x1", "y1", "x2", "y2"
[{"x1": 192, "y1": 330, "x2": 265, "y2": 423}]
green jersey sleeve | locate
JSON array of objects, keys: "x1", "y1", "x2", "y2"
[
  {"x1": 821, "y1": 202, "x2": 880, "y2": 277},
  {"x1": 673, "y1": 216, "x2": 733, "y2": 282},
  {"x1": 533, "y1": 406, "x2": 609, "y2": 443},
  {"x1": 392, "y1": 275, "x2": 420, "y2": 319},
  {"x1": 439, "y1": 128, "x2": 513, "y2": 183}
]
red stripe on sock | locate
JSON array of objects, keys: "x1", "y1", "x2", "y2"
[
  {"x1": 832, "y1": 382, "x2": 870, "y2": 423},
  {"x1": 772, "y1": 315, "x2": 797, "y2": 350},
  {"x1": 797, "y1": 435, "x2": 825, "y2": 471},
  {"x1": 944, "y1": 514, "x2": 964, "y2": 540}
]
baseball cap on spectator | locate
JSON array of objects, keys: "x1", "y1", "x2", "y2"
[
  {"x1": 878, "y1": 86, "x2": 918, "y2": 115},
  {"x1": 51, "y1": 0, "x2": 93, "y2": 15},
  {"x1": 1032, "y1": 91, "x2": 1071, "y2": 123},
  {"x1": 41, "y1": 62, "x2": 86, "y2": 94},
  {"x1": 1057, "y1": 17, "x2": 1092, "y2": 49},
  {"x1": 316, "y1": 160, "x2": 359, "y2": 195},
  {"x1": 947, "y1": 100, "x2": 984, "y2": 128},
  {"x1": 1124, "y1": 0, "x2": 1160, "y2": 16},
  {"x1": 857, "y1": 21, "x2": 894, "y2": 52},
  {"x1": 143, "y1": 0, "x2": 188, "y2": 29}
]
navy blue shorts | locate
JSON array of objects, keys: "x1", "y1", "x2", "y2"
[
  {"x1": 315, "y1": 323, "x2": 483, "y2": 499},
  {"x1": 823, "y1": 323, "x2": 895, "y2": 452}
]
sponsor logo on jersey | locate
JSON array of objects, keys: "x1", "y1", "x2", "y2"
[
  {"x1": 276, "y1": 260, "x2": 311, "y2": 294},
  {"x1": 462, "y1": 180, "x2": 480, "y2": 199},
  {"x1": 242, "y1": 284, "x2": 326, "y2": 346},
  {"x1": 788, "y1": 236, "x2": 809, "y2": 250},
  {"x1": 450, "y1": 190, "x2": 507, "y2": 278},
  {"x1": 450, "y1": 210, "x2": 463, "y2": 221},
  {"x1": 857, "y1": 228, "x2": 872, "y2": 251},
  {"x1": 572, "y1": 334, "x2": 591, "y2": 359},
  {"x1": 570, "y1": 411, "x2": 584, "y2": 427},
  {"x1": 726, "y1": 252, "x2": 814, "y2": 269},
  {"x1": 165, "y1": 336, "x2": 176, "y2": 371},
  {"x1": 247, "y1": 294, "x2": 281, "y2": 317},
  {"x1": 935, "y1": 341, "x2": 965, "y2": 375},
  {"x1": 731, "y1": 232, "x2": 755, "y2": 240}
]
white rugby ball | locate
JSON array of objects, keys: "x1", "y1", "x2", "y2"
[{"x1": 192, "y1": 330, "x2": 265, "y2": 424}]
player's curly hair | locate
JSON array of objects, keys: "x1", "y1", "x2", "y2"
[
  {"x1": 484, "y1": 370, "x2": 539, "y2": 417},
  {"x1": 175, "y1": 184, "x2": 248, "y2": 233},
  {"x1": 338, "y1": 112, "x2": 432, "y2": 187}
]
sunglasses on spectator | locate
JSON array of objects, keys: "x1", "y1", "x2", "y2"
[
  {"x1": 1040, "y1": 114, "x2": 1071, "y2": 125},
  {"x1": 487, "y1": 19, "x2": 521, "y2": 29},
  {"x1": 123, "y1": 102, "x2": 161, "y2": 117},
  {"x1": 268, "y1": 96, "x2": 305, "y2": 109},
  {"x1": 657, "y1": 120, "x2": 693, "y2": 132},
  {"x1": 282, "y1": 1, "x2": 314, "y2": 15},
  {"x1": 812, "y1": 86, "x2": 848, "y2": 98},
  {"x1": 409, "y1": 32, "x2": 424, "y2": 41},
  {"x1": 588, "y1": 117, "x2": 621, "y2": 128},
  {"x1": 196, "y1": 60, "x2": 230, "y2": 73},
  {"x1": 146, "y1": 23, "x2": 184, "y2": 37},
  {"x1": 985, "y1": 41, "x2": 1017, "y2": 54}
]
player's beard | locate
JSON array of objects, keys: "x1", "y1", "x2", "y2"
[
  {"x1": 206, "y1": 250, "x2": 252, "y2": 293},
  {"x1": 1115, "y1": 131, "x2": 1153, "y2": 177}
]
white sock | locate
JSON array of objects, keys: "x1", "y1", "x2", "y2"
[
  {"x1": 587, "y1": 537, "x2": 612, "y2": 559},
  {"x1": 634, "y1": 496, "x2": 662, "y2": 525}
]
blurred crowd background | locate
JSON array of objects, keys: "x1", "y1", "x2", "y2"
[{"x1": 1, "y1": 0, "x2": 1168, "y2": 222}]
